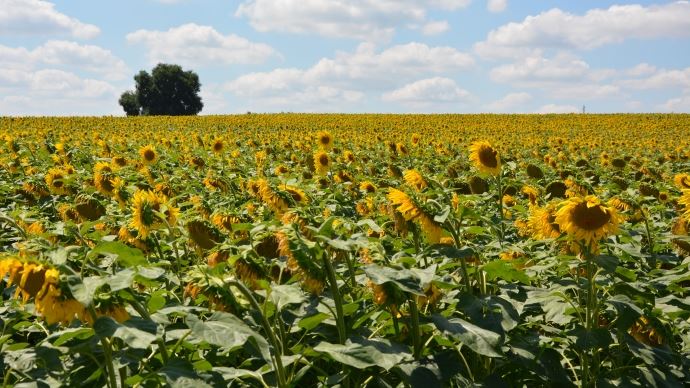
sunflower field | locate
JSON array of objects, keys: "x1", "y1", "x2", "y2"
[{"x1": 1, "y1": 113, "x2": 690, "y2": 387}]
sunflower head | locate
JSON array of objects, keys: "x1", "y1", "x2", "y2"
[
  {"x1": 469, "y1": 141, "x2": 501, "y2": 176},
  {"x1": 403, "y1": 169, "x2": 427, "y2": 191},
  {"x1": 139, "y1": 145, "x2": 157, "y2": 164},
  {"x1": 211, "y1": 138, "x2": 224, "y2": 153},
  {"x1": 316, "y1": 131, "x2": 333, "y2": 150},
  {"x1": 555, "y1": 195, "x2": 620, "y2": 247},
  {"x1": 313, "y1": 151, "x2": 330, "y2": 175}
]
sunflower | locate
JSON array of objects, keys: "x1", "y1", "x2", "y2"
[
  {"x1": 528, "y1": 203, "x2": 561, "y2": 239},
  {"x1": 139, "y1": 144, "x2": 157, "y2": 165},
  {"x1": 187, "y1": 220, "x2": 224, "y2": 250},
  {"x1": 469, "y1": 141, "x2": 501, "y2": 176},
  {"x1": 130, "y1": 190, "x2": 178, "y2": 238},
  {"x1": 316, "y1": 131, "x2": 333, "y2": 150},
  {"x1": 555, "y1": 195, "x2": 620, "y2": 246},
  {"x1": 403, "y1": 169, "x2": 427, "y2": 191},
  {"x1": 674, "y1": 174, "x2": 690, "y2": 190},
  {"x1": 278, "y1": 184, "x2": 308, "y2": 204},
  {"x1": 313, "y1": 151, "x2": 330, "y2": 175},
  {"x1": 359, "y1": 181, "x2": 377, "y2": 193},
  {"x1": 93, "y1": 162, "x2": 115, "y2": 195},
  {"x1": 387, "y1": 188, "x2": 442, "y2": 243},
  {"x1": 45, "y1": 167, "x2": 69, "y2": 195},
  {"x1": 211, "y1": 138, "x2": 224, "y2": 154}
]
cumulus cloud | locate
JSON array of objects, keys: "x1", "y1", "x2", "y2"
[
  {"x1": 535, "y1": 104, "x2": 579, "y2": 114},
  {"x1": 0, "y1": 68, "x2": 118, "y2": 115},
  {"x1": 485, "y1": 92, "x2": 531, "y2": 112},
  {"x1": 382, "y1": 77, "x2": 472, "y2": 106},
  {"x1": 487, "y1": 0, "x2": 507, "y2": 13},
  {"x1": 225, "y1": 42, "x2": 474, "y2": 111},
  {"x1": 226, "y1": 42, "x2": 473, "y2": 94},
  {"x1": 0, "y1": 0, "x2": 100, "y2": 39},
  {"x1": 421, "y1": 20, "x2": 450, "y2": 36},
  {"x1": 0, "y1": 40, "x2": 129, "y2": 80},
  {"x1": 659, "y1": 93, "x2": 690, "y2": 112},
  {"x1": 126, "y1": 23, "x2": 278, "y2": 66},
  {"x1": 617, "y1": 67, "x2": 690, "y2": 90},
  {"x1": 235, "y1": 0, "x2": 469, "y2": 41},
  {"x1": 490, "y1": 52, "x2": 590, "y2": 84},
  {"x1": 475, "y1": 2, "x2": 690, "y2": 58}
]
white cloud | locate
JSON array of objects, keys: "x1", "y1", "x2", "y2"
[
  {"x1": 227, "y1": 42, "x2": 473, "y2": 94},
  {"x1": 489, "y1": 52, "x2": 590, "y2": 85},
  {"x1": 618, "y1": 67, "x2": 690, "y2": 90},
  {"x1": 235, "y1": 0, "x2": 469, "y2": 41},
  {"x1": 225, "y1": 42, "x2": 474, "y2": 111},
  {"x1": 0, "y1": 0, "x2": 100, "y2": 39},
  {"x1": 659, "y1": 93, "x2": 690, "y2": 112},
  {"x1": 126, "y1": 23, "x2": 278, "y2": 66},
  {"x1": 421, "y1": 20, "x2": 449, "y2": 36},
  {"x1": 487, "y1": 0, "x2": 507, "y2": 13},
  {"x1": 625, "y1": 63, "x2": 657, "y2": 77},
  {"x1": 475, "y1": 2, "x2": 690, "y2": 58},
  {"x1": 0, "y1": 68, "x2": 118, "y2": 115},
  {"x1": 535, "y1": 104, "x2": 579, "y2": 114},
  {"x1": 382, "y1": 77, "x2": 472, "y2": 106},
  {"x1": 0, "y1": 40, "x2": 129, "y2": 80},
  {"x1": 485, "y1": 92, "x2": 531, "y2": 112}
]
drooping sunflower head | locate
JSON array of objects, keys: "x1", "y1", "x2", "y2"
[
  {"x1": 139, "y1": 144, "x2": 157, "y2": 165},
  {"x1": 359, "y1": 181, "x2": 377, "y2": 194},
  {"x1": 403, "y1": 169, "x2": 427, "y2": 191},
  {"x1": 469, "y1": 141, "x2": 501, "y2": 176},
  {"x1": 278, "y1": 184, "x2": 308, "y2": 205},
  {"x1": 528, "y1": 202, "x2": 561, "y2": 240},
  {"x1": 555, "y1": 195, "x2": 620, "y2": 246},
  {"x1": 45, "y1": 167, "x2": 69, "y2": 195},
  {"x1": 316, "y1": 131, "x2": 333, "y2": 150}
]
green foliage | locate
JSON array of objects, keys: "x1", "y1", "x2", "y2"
[{"x1": 119, "y1": 63, "x2": 203, "y2": 116}]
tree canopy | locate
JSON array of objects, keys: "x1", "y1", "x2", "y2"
[{"x1": 119, "y1": 63, "x2": 203, "y2": 116}]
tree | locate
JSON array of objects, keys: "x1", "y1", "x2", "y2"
[{"x1": 119, "y1": 63, "x2": 203, "y2": 116}]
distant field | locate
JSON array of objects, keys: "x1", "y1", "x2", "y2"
[{"x1": 1, "y1": 114, "x2": 690, "y2": 386}]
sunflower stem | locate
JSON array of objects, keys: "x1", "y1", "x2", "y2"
[
  {"x1": 409, "y1": 297, "x2": 422, "y2": 359},
  {"x1": 496, "y1": 172, "x2": 504, "y2": 247},
  {"x1": 322, "y1": 253, "x2": 347, "y2": 344},
  {"x1": 229, "y1": 280, "x2": 287, "y2": 388}
]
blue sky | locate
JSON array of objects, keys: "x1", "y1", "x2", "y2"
[{"x1": 1, "y1": 0, "x2": 689, "y2": 115}]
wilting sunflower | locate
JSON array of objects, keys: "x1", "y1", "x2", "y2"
[
  {"x1": 313, "y1": 151, "x2": 331, "y2": 175},
  {"x1": 316, "y1": 131, "x2": 333, "y2": 150},
  {"x1": 469, "y1": 141, "x2": 501, "y2": 176},
  {"x1": 555, "y1": 195, "x2": 620, "y2": 246},
  {"x1": 278, "y1": 184, "x2": 308, "y2": 205},
  {"x1": 139, "y1": 144, "x2": 157, "y2": 165},
  {"x1": 679, "y1": 190, "x2": 690, "y2": 221},
  {"x1": 130, "y1": 190, "x2": 178, "y2": 238},
  {"x1": 359, "y1": 181, "x2": 377, "y2": 193},
  {"x1": 403, "y1": 169, "x2": 427, "y2": 191},
  {"x1": 387, "y1": 188, "x2": 442, "y2": 243},
  {"x1": 93, "y1": 162, "x2": 115, "y2": 195}
]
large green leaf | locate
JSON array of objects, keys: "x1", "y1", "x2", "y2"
[
  {"x1": 186, "y1": 312, "x2": 271, "y2": 362},
  {"x1": 432, "y1": 314, "x2": 503, "y2": 357},
  {"x1": 93, "y1": 316, "x2": 157, "y2": 349},
  {"x1": 363, "y1": 264, "x2": 436, "y2": 296},
  {"x1": 87, "y1": 240, "x2": 147, "y2": 267},
  {"x1": 481, "y1": 260, "x2": 530, "y2": 284},
  {"x1": 313, "y1": 338, "x2": 412, "y2": 370}
]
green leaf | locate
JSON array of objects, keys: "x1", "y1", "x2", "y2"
[
  {"x1": 186, "y1": 312, "x2": 271, "y2": 362},
  {"x1": 313, "y1": 338, "x2": 412, "y2": 370},
  {"x1": 432, "y1": 314, "x2": 503, "y2": 357},
  {"x1": 298, "y1": 313, "x2": 330, "y2": 331},
  {"x1": 69, "y1": 276, "x2": 105, "y2": 307},
  {"x1": 481, "y1": 260, "x2": 530, "y2": 284},
  {"x1": 363, "y1": 264, "x2": 435, "y2": 296},
  {"x1": 148, "y1": 290, "x2": 167, "y2": 313},
  {"x1": 268, "y1": 283, "x2": 306, "y2": 311},
  {"x1": 88, "y1": 241, "x2": 146, "y2": 267},
  {"x1": 594, "y1": 255, "x2": 619, "y2": 274},
  {"x1": 94, "y1": 317, "x2": 157, "y2": 349},
  {"x1": 49, "y1": 327, "x2": 94, "y2": 346}
]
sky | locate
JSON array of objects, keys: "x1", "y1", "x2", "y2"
[{"x1": 1, "y1": 0, "x2": 690, "y2": 115}]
